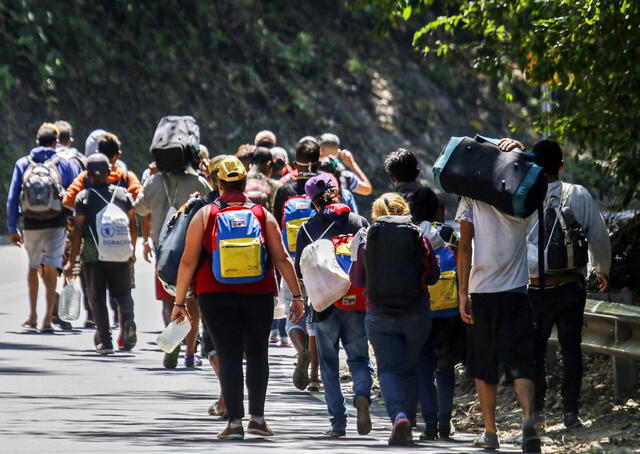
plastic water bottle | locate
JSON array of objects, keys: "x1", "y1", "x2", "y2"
[
  {"x1": 156, "y1": 318, "x2": 191, "y2": 353},
  {"x1": 59, "y1": 278, "x2": 81, "y2": 322}
]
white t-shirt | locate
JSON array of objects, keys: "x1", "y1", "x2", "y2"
[{"x1": 455, "y1": 197, "x2": 530, "y2": 294}]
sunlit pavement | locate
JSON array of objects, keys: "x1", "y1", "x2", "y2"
[{"x1": 0, "y1": 245, "x2": 518, "y2": 453}]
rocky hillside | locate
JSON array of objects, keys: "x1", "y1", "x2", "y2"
[{"x1": 0, "y1": 0, "x2": 521, "y2": 230}]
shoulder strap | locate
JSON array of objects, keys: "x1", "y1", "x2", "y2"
[
  {"x1": 161, "y1": 174, "x2": 180, "y2": 207},
  {"x1": 89, "y1": 188, "x2": 111, "y2": 205}
]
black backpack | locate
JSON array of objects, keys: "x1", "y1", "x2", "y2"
[
  {"x1": 365, "y1": 219, "x2": 426, "y2": 313},
  {"x1": 156, "y1": 192, "x2": 216, "y2": 286},
  {"x1": 433, "y1": 135, "x2": 547, "y2": 218},
  {"x1": 150, "y1": 116, "x2": 200, "y2": 172},
  {"x1": 543, "y1": 184, "x2": 589, "y2": 273}
]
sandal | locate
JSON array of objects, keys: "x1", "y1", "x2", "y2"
[
  {"x1": 22, "y1": 320, "x2": 37, "y2": 330},
  {"x1": 39, "y1": 326, "x2": 55, "y2": 334}
]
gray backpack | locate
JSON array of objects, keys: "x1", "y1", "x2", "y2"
[{"x1": 20, "y1": 156, "x2": 64, "y2": 219}]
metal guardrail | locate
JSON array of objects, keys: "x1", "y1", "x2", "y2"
[{"x1": 548, "y1": 297, "x2": 640, "y2": 402}]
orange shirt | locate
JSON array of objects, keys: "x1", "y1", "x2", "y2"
[{"x1": 63, "y1": 167, "x2": 141, "y2": 209}]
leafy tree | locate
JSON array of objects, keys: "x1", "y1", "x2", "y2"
[{"x1": 354, "y1": 0, "x2": 640, "y2": 206}]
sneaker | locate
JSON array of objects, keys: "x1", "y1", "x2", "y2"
[
  {"x1": 563, "y1": 412, "x2": 583, "y2": 429},
  {"x1": 438, "y1": 421, "x2": 455, "y2": 439},
  {"x1": 269, "y1": 333, "x2": 280, "y2": 344},
  {"x1": 120, "y1": 320, "x2": 137, "y2": 351},
  {"x1": 184, "y1": 354, "x2": 203, "y2": 368},
  {"x1": 293, "y1": 349, "x2": 311, "y2": 390},
  {"x1": 163, "y1": 345, "x2": 181, "y2": 369},
  {"x1": 280, "y1": 339, "x2": 292, "y2": 347},
  {"x1": 472, "y1": 431, "x2": 500, "y2": 449},
  {"x1": 96, "y1": 343, "x2": 115, "y2": 355},
  {"x1": 84, "y1": 319, "x2": 96, "y2": 329},
  {"x1": 307, "y1": 380, "x2": 320, "y2": 392},
  {"x1": 323, "y1": 428, "x2": 346, "y2": 438},
  {"x1": 420, "y1": 423, "x2": 438, "y2": 440},
  {"x1": 388, "y1": 415, "x2": 412, "y2": 446},
  {"x1": 355, "y1": 395, "x2": 372, "y2": 435},
  {"x1": 247, "y1": 419, "x2": 274, "y2": 437},
  {"x1": 217, "y1": 424, "x2": 244, "y2": 440},
  {"x1": 522, "y1": 421, "x2": 542, "y2": 452}
]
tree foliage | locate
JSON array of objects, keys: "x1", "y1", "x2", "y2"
[{"x1": 356, "y1": 0, "x2": 640, "y2": 206}]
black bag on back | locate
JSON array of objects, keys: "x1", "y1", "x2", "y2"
[
  {"x1": 150, "y1": 116, "x2": 200, "y2": 172},
  {"x1": 364, "y1": 220, "x2": 426, "y2": 313},
  {"x1": 543, "y1": 184, "x2": 589, "y2": 273},
  {"x1": 433, "y1": 135, "x2": 547, "y2": 218},
  {"x1": 157, "y1": 193, "x2": 214, "y2": 286}
]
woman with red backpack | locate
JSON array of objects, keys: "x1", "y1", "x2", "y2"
[
  {"x1": 293, "y1": 174, "x2": 373, "y2": 438},
  {"x1": 171, "y1": 156, "x2": 304, "y2": 440}
]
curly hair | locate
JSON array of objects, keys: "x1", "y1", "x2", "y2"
[
  {"x1": 312, "y1": 188, "x2": 341, "y2": 210},
  {"x1": 384, "y1": 148, "x2": 419, "y2": 182}
]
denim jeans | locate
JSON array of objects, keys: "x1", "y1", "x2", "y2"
[
  {"x1": 316, "y1": 308, "x2": 374, "y2": 430},
  {"x1": 418, "y1": 349, "x2": 455, "y2": 426},
  {"x1": 365, "y1": 306, "x2": 431, "y2": 422},
  {"x1": 529, "y1": 279, "x2": 586, "y2": 413}
]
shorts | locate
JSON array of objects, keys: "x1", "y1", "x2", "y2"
[
  {"x1": 465, "y1": 291, "x2": 536, "y2": 384},
  {"x1": 281, "y1": 278, "x2": 315, "y2": 336},
  {"x1": 23, "y1": 227, "x2": 66, "y2": 269}
]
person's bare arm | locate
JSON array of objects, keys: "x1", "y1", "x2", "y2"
[
  {"x1": 171, "y1": 208, "x2": 206, "y2": 321},
  {"x1": 264, "y1": 211, "x2": 304, "y2": 323},
  {"x1": 64, "y1": 215, "x2": 85, "y2": 278},
  {"x1": 339, "y1": 150, "x2": 372, "y2": 195},
  {"x1": 127, "y1": 209, "x2": 137, "y2": 263},
  {"x1": 141, "y1": 214, "x2": 153, "y2": 262},
  {"x1": 457, "y1": 219, "x2": 474, "y2": 324}
]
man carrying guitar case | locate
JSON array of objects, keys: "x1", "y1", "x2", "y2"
[{"x1": 434, "y1": 135, "x2": 545, "y2": 452}]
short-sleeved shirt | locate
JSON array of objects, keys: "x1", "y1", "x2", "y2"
[
  {"x1": 455, "y1": 197, "x2": 530, "y2": 294},
  {"x1": 134, "y1": 169, "x2": 212, "y2": 245},
  {"x1": 75, "y1": 184, "x2": 134, "y2": 262}
]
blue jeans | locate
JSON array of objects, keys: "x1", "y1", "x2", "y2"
[
  {"x1": 365, "y1": 306, "x2": 431, "y2": 422},
  {"x1": 418, "y1": 349, "x2": 455, "y2": 426},
  {"x1": 316, "y1": 308, "x2": 374, "y2": 430}
]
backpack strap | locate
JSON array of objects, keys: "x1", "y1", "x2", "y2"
[
  {"x1": 302, "y1": 221, "x2": 335, "y2": 243},
  {"x1": 161, "y1": 174, "x2": 180, "y2": 208}
]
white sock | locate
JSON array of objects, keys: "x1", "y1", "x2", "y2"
[
  {"x1": 229, "y1": 422, "x2": 242, "y2": 429},
  {"x1": 250, "y1": 417, "x2": 265, "y2": 424}
]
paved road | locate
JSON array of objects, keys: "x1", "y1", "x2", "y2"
[{"x1": 0, "y1": 245, "x2": 519, "y2": 453}]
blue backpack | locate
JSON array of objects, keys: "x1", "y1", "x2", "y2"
[
  {"x1": 427, "y1": 223, "x2": 459, "y2": 318},
  {"x1": 281, "y1": 195, "x2": 316, "y2": 258},
  {"x1": 211, "y1": 201, "x2": 267, "y2": 284}
]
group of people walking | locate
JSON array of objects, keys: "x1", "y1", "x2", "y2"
[{"x1": 7, "y1": 120, "x2": 611, "y2": 451}]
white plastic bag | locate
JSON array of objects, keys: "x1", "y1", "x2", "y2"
[
  {"x1": 59, "y1": 278, "x2": 81, "y2": 322},
  {"x1": 300, "y1": 237, "x2": 351, "y2": 312},
  {"x1": 156, "y1": 318, "x2": 191, "y2": 353}
]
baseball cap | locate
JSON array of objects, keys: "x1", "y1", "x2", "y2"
[
  {"x1": 305, "y1": 173, "x2": 335, "y2": 200},
  {"x1": 208, "y1": 154, "x2": 229, "y2": 176},
  {"x1": 217, "y1": 156, "x2": 247, "y2": 182},
  {"x1": 86, "y1": 153, "x2": 110, "y2": 176},
  {"x1": 254, "y1": 130, "x2": 276, "y2": 147}
]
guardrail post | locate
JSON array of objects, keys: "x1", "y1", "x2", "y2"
[{"x1": 612, "y1": 319, "x2": 638, "y2": 403}]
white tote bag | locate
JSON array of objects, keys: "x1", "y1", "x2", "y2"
[
  {"x1": 89, "y1": 188, "x2": 133, "y2": 262},
  {"x1": 299, "y1": 222, "x2": 351, "y2": 312}
]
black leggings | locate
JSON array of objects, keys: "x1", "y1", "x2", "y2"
[{"x1": 198, "y1": 292, "x2": 274, "y2": 419}]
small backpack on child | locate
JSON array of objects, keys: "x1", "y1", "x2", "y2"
[
  {"x1": 210, "y1": 201, "x2": 267, "y2": 284},
  {"x1": 282, "y1": 195, "x2": 316, "y2": 258},
  {"x1": 20, "y1": 156, "x2": 64, "y2": 219},
  {"x1": 88, "y1": 187, "x2": 133, "y2": 262}
]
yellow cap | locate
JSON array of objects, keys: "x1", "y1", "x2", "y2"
[
  {"x1": 217, "y1": 156, "x2": 247, "y2": 182},
  {"x1": 208, "y1": 154, "x2": 229, "y2": 176}
]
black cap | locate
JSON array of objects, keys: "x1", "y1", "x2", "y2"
[{"x1": 86, "y1": 153, "x2": 110, "y2": 176}]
